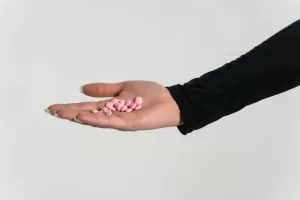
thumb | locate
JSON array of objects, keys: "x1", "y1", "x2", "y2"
[{"x1": 80, "y1": 82, "x2": 124, "y2": 97}]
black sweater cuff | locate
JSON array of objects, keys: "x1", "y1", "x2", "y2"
[{"x1": 166, "y1": 85, "x2": 193, "y2": 135}]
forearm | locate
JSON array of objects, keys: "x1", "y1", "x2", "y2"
[{"x1": 167, "y1": 19, "x2": 300, "y2": 135}]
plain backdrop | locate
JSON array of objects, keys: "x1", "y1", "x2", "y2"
[{"x1": 0, "y1": 0, "x2": 300, "y2": 200}]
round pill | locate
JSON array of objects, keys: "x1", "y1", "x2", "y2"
[
  {"x1": 128, "y1": 101, "x2": 135, "y2": 107},
  {"x1": 117, "y1": 103, "x2": 123, "y2": 111},
  {"x1": 125, "y1": 100, "x2": 131, "y2": 106},
  {"x1": 107, "y1": 109, "x2": 112, "y2": 116},
  {"x1": 106, "y1": 102, "x2": 116, "y2": 111},
  {"x1": 102, "y1": 107, "x2": 109, "y2": 113},
  {"x1": 111, "y1": 98, "x2": 119, "y2": 104},
  {"x1": 121, "y1": 106, "x2": 128, "y2": 112},
  {"x1": 130, "y1": 103, "x2": 137, "y2": 110},
  {"x1": 106, "y1": 102, "x2": 113, "y2": 107},
  {"x1": 113, "y1": 103, "x2": 119, "y2": 108},
  {"x1": 134, "y1": 105, "x2": 142, "y2": 110},
  {"x1": 119, "y1": 100, "x2": 125, "y2": 105},
  {"x1": 134, "y1": 97, "x2": 143, "y2": 105}
]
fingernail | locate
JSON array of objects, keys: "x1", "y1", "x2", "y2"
[
  {"x1": 79, "y1": 86, "x2": 83, "y2": 93},
  {"x1": 74, "y1": 118, "x2": 83, "y2": 124},
  {"x1": 44, "y1": 109, "x2": 52, "y2": 115}
]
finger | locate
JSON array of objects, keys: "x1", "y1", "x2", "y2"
[
  {"x1": 75, "y1": 110, "x2": 141, "y2": 131},
  {"x1": 55, "y1": 109, "x2": 90, "y2": 120},
  {"x1": 81, "y1": 82, "x2": 124, "y2": 97},
  {"x1": 47, "y1": 101, "x2": 109, "y2": 115},
  {"x1": 74, "y1": 112, "x2": 113, "y2": 129},
  {"x1": 46, "y1": 104, "x2": 64, "y2": 116}
]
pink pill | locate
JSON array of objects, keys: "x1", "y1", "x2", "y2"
[
  {"x1": 107, "y1": 109, "x2": 112, "y2": 116},
  {"x1": 121, "y1": 106, "x2": 128, "y2": 112},
  {"x1": 102, "y1": 107, "x2": 109, "y2": 113},
  {"x1": 130, "y1": 103, "x2": 137, "y2": 110},
  {"x1": 134, "y1": 105, "x2": 142, "y2": 110},
  {"x1": 125, "y1": 100, "x2": 131, "y2": 106},
  {"x1": 106, "y1": 102, "x2": 116, "y2": 111},
  {"x1": 119, "y1": 100, "x2": 125, "y2": 105},
  {"x1": 134, "y1": 97, "x2": 143, "y2": 105},
  {"x1": 128, "y1": 101, "x2": 134, "y2": 107},
  {"x1": 111, "y1": 98, "x2": 119, "y2": 104},
  {"x1": 106, "y1": 102, "x2": 113, "y2": 107},
  {"x1": 117, "y1": 103, "x2": 123, "y2": 111},
  {"x1": 125, "y1": 108, "x2": 132, "y2": 112}
]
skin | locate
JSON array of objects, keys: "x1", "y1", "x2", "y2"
[{"x1": 45, "y1": 80, "x2": 182, "y2": 131}]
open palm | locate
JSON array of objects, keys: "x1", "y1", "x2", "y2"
[{"x1": 46, "y1": 80, "x2": 181, "y2": 131}]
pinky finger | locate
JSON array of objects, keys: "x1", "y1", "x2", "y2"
[{"x1": 74, "y1": 113, "x2": 110, "y2": 128}]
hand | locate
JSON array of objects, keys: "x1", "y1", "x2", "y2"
[{"x1": 45, "y1": 80, "x2": 182, "y2": 131}]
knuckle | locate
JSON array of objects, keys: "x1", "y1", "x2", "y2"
[{"x1": 56, "y1": 109, "x2": 67, "y2": 117}]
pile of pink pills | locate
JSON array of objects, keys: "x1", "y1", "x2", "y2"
[{"x1": 92, "y1": 96, "x2": 143, "y2": 116}]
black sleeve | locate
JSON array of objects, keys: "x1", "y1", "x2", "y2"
[{"x1": 166, "y1": 19, "x2": 300, "y2": 135}]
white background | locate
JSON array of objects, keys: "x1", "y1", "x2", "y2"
[{"x1": 1, "y1": 0, "x2": 300, "y2": 199}]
